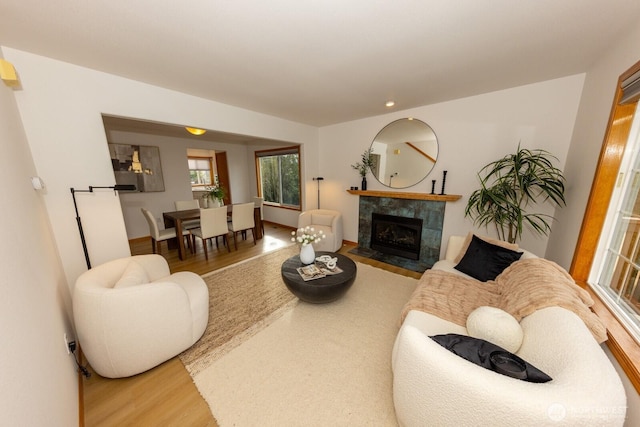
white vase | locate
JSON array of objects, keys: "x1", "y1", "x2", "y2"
[
  {"x1": 210, "y1": 197, "x2": 221, "y2": 208},
  {"x1": 299, "y1": 244, "x2": 315, "y2": 265}
]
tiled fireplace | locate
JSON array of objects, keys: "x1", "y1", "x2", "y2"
[{"x1": 348, "y1": 190, "x2": 460, "y2": 272}]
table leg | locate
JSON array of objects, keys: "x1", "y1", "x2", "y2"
[
  {"x1": 254, "y1": 208, "x2": 263, "y2": 240},
  {"x1": 175, "y1": 218, "x2": 186, "y2": 260}
]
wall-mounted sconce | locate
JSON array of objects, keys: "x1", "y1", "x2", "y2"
[{"x1": 0, "y1": 59, "x2": 20, "y2": 88}]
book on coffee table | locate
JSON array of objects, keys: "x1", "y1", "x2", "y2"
[
  {"x1": 297, "y1": 264, "x2": 325, "y2": 281},
  {"x1": 296, "y1": 263, "x2": 344, "y2": 281}
]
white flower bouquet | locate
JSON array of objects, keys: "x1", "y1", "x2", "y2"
[{"x1": 291, "y1": 226, "x2": 325, "y2": 246}]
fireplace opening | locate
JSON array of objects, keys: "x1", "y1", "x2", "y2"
[{"x1": 370, "y1": 213, "x2": 422, "y2": 260}]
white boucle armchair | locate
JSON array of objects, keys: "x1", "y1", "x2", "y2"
[
  {"x1": 297, "y1": 209, "x2": 343, "y2": 252},
  {"x1": 73, "y1": 254, "x2": 209, "y2": 378}
]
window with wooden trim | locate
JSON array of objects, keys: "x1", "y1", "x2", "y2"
[
  {"x1": 255, "y1": 146, "x2": 301, "y2": 209},
  {"x1": 188, "y1": 156, "x2": 213, "y2": 187},
  {"x1": 593, "y1": 107, "x2": 640, "y2": 340},
  {"x1": 572, "y1": 59, "x2": 640, "y2": 392}
]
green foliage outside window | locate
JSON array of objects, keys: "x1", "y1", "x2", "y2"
[{"x1": 259, "y1": 152, "x2": 300, "y2": 208}]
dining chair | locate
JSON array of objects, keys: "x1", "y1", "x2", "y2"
[
  {"x1": 174, "y1": 199, "x2": 201, "y2": 230},
  {"x1": 253, "y1": 196, "x2": 265, "y2": 236},
  {"x1": 228, "y1": 202, "x2": 256, "y2": 250},
  {"x1": 141, "y1": 208, "x2": 191, "y2": 254},
  {"x1": 190, "y1": 207, "x2": 230, "y2": 260}
]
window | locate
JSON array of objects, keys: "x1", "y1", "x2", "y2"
[
  {"x1": 255, "y1": 146, "x2": 301, "y2": 209},
  {"x1": 593, "y1": 110, "x2": 640, "y2": 341},
  {"x1": 572, "y1": 59, "x2": 640, "y2": 392},
  {"x1": 188, "y1": 157, "x2": 213, "y2": 187}
]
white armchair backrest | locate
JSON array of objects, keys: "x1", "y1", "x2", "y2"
[{"x1": 298, "y1": 209, "x2": 340, "y2": 228}]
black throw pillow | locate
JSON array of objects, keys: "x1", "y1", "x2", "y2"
[
  {"x1": 430, "y1": 333, "x2": 552, "y2": 383},
  {"x1": 454, "y1": 234, "x2": 523, "y2": 281}
]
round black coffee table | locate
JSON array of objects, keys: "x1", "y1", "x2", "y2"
[{"x1": 281, "y1": 251, "x2": 357, "y2": 303}]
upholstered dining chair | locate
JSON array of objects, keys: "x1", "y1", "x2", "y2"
[
  {"x1": 190, "y1": 207, "x2": 230, "y2": 260},
  {"x1": 141, "y1": 207, "x2": 191, "y2": 254},
  {"x1": 228, "y1": 202, "x2": 256, "y2": 250},
  {"x1": 174, "y1": 199, "x2": 201, "y2": 230},
  {"x1": 253, "y1": 196, "x2": 265, "y2": 236}
]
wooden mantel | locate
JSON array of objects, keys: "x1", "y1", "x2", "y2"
[{"x1": 347, "y1": 189, "x2": 461, "y2": 202}]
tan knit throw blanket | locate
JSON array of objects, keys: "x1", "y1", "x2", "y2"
[{"x1": 400, "y1": 258, "x2": 607, "y2": 343}]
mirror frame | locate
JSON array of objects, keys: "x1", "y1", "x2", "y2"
[{"x1": 369, "y1": 118, "x2": 438, "y2": 188}]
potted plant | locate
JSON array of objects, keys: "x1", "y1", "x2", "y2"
[
  {"x1": 464, "y1": 145, "x2": 566, "y2": 243},
  {"x1": 206, "y1": 182, "x2": 226, "y2": 207},
  {"x1": 351, "y1": 148, "x2": 375, "y2": 190}
]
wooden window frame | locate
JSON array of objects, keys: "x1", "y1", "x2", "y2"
[
  {"x1": 254, "y1": 146, "x2": 302, "y2": 211},
  {"x1": 571, "y1": 59, "x2": 640, "y2": 392},
  {"x1": 188, "y1": 156, "x2": 214, "y2": 188}
]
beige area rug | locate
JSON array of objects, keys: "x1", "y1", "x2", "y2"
[
  {"x1": 191, "y1": 262, "x2": 418, "y2": 427},
  {"x1": 179, "y1": 244, "x2": 299, "y2": 376}
]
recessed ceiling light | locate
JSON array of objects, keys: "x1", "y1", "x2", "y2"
[
  {"x1": 385, "y1": 101, "x2": 395, "y2": 107},
  {"x1": 185, "y1": 126, "x2": 207, "y2": 136}
]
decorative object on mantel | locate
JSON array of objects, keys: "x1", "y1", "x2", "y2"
[
  {"x1": 291, "y1": 226, "x2": 325, "y2": 264},
  {"x1": 351, "y1": 148, "x2": 375, "y2": 191},
  {"x1": 465, "y1": 144, "x2": 566, "y2": 243},
  {"x1": 431, "y1": 180, "x2": 436, "y2": 195},
  {"x1": 440, "y1": 170, "x2": 448, "y2": 195},
  {"x1": 206, "y1": 181, "x2": 226, "y2": 208}
]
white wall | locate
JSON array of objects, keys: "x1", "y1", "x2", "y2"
[
  {"x1": 3, "y1": 47, "x2": 319, "y2": 288},
  {"x1": 318, "y1": 75, "x2": 585, "y2": 257},
  {"x1": 546, "y1": 24, "x2": 640, "y2": 269},
  {"x1": 0, "y1": 49, "x2": 78, "y2": 425}
]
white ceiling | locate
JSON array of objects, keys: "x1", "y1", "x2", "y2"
[{"x1": 2, "y1": 0, "x2": 640, "y2": 127}]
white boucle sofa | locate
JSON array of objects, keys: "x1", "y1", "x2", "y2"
[
  {"x1": 391, "y1": 235, "x2": 627, "y2": 426},
  {"x1": 73, "y1": 254, "x2": 209, "y2": 378}
]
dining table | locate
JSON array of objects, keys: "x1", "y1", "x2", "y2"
[{"x1": 162, "y1": 205, "x2": 263, "y2": 260}]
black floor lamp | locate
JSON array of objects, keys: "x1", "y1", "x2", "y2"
[
  {"x1": 312, "y1": 177, "x2": 324, "y2": 209},
  {"x1": 70, "y1": 184, "x2": 136, "y2": 269}
]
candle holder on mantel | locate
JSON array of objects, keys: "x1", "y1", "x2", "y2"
[
  {"x1": 440, "y1": 170, "x2": 448, "y2": 195},
  {"x1": 431, "y1": 180, "x2": 436, "y2": 195}
]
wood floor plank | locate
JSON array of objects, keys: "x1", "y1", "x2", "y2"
[{"x1": 83, "y1": 222, "x2": 420, "y2": 426}]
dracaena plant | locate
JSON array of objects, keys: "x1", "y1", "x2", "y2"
[{"x1": 465, "y1": 145, "x2": 566, "y2": 243}]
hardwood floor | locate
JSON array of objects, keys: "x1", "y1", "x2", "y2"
[{"x1": 82, "y1": 222, "x2": 421, "y2": 426}]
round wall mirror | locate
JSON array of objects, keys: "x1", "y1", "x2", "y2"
[{"x1": 369, "y1": 118, "x2": 438, "y2": 188}]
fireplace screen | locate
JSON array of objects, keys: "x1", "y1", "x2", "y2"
[{"x1": 371, "y1": 213, "x2": 423, "y2": 260}]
